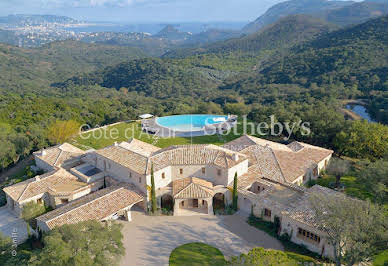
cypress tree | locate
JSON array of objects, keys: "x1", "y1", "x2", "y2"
[
  {"x1": 151, "y1": 164, "x2": 157, "y2": 213},
  {"x1": 232, "y1": 172, "x2": 238, "y2": 211}
]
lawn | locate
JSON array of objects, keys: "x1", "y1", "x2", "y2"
[
  {"x1": 71, "y1": 121, "x2": 246, "y2": 150},
  {"x1": 169, "y1": 242, "x2": 226, "y2": 266}
]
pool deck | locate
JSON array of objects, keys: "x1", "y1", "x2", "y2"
[{"x1": 141, "y1": 115, "x2": 237, "y2": 138}]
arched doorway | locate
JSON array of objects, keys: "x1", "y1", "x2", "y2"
[
  {"x1": 161, "y1": 194, "x2": 174, "y2": 212},
  {"x1": 213, "y1": 193, "x2": 225, "y2": 214}
]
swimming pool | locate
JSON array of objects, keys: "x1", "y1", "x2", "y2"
[{"x1": 156, "y1": 114, "x2": 228, "y2": 132}]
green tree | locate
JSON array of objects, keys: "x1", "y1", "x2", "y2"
[
  {"x1": 359, "y1": 159, "x2": 388, "y2": 204},
  {"x1": 334, "y1": 120, "x2": 388, "y2": 160},
  {"x1": 0, "y1": 232, "x2": 12, "y2": 263},
  {"x1": 309, "y1": 192, "x2": 387, "y2": 266},
  {"x1": 31, "y1": 220, "x2": 125, "y2": 266},
  {"x1": 326, "y1": 157, "x2": 350, "y2": 187},
  {"x1": 150, "y1": 164, "x2": 157, "y2": 214},
  {"x1": 232, "y1": 172, "x2": 238, "y2": 211},
  {"x1": 47, "y1": 120, "x2": 81, "y2": 145},
  {"x1": 224, "y1": 102, "x2": 250, "y2": 116},
  {"x1": 22, "y1": 201, "x2": 47, "y2": 229}
]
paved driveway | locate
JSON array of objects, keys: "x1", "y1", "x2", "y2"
[
  {"x1": 120, "y1": 209, "x2": 283, "y2": 266},
  {"x1": 0, "y1": 207, "x2": 29, "y2": 244}
]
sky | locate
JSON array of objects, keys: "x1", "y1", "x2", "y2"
[{"x1": 0, "y1": 0, "x2": 287, "y2": 22}]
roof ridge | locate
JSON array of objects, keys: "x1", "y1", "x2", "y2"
[
  {"x1": 53, "y1": 149, "x2": 64, "y2": 166},
  {"x1": 41, "y1": 186, "x2": 124, "y2": 223},
  {"x1": 269, "y1": 148, "x2": 288, "y2": 183},
  {"x1": 17, "y1": 181, "x2": 32, "y2": 201}
]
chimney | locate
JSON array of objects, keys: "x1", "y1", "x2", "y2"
[
  {"x1": 114, "y1": 142, "x2": 118, "y2": 147},
  {"x1": 232, "y1": 153, "x2": 239, "y2": 161},
  {"x1": 41, "y1": 150, "x2": 47, "y2": 156},
  {"x1": 35, "y1": 176, "x2": 40, "y2": 182}
]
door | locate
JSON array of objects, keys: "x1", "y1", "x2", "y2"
[{"x1": 193, "y1": 199, "x2": 198, "y2": 208}]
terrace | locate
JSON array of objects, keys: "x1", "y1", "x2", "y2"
[{"x1": 70, "y1": 163, "x2": 104, "y2": 183}]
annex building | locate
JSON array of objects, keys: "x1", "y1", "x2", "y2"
[{"x1": 3, "y1": 135, "x2": 337, "y2": 258}]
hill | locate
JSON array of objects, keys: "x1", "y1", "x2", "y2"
[
  {"x1": 183, "y1": 29, "x2": 241, "y2": 46},
  {"x1": 242, "y1": 0, "x2": 388, "y2": 34},
  {"x1": 322, "y1": 1, "x2": 388, "y2": 26},
  {"x1": 220, "y1": 15, "x2": 388, "y2": 122},
  {"x1": 155, "y1": 25, "x2": 192, "y2": 41},
  {"x1": 55, "y1": 58, "x2": 220, "y2": 99},
  {"x1": 201, "y1": 15, "x2": 336, "y2": 54},
  {"x1": 163, "y1": 15, "x2": 336, "y2": 62},
  {"x1": 0, "y1": 41, "x2": 145, "y2": 92},
  {"x1": 260, "y1": 15, "x2": 388, "y2": 91},
  {"x1": 242, "y1": 0, "x2": 353, "y2": 33}
]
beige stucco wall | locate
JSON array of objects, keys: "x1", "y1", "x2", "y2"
[
  {"x1": 145, "y1": 166, "x2": 172, "y2": 190},
  {"x1": 317, "y1": 154, "x2": 332, "y2": 175},
  {"x1": 93, "y1": 154, "x2": 147, "y2": 193},
  {"x1": 227, "y1": 159, "x2": 249, "y2": 186},
  {"x1": 34, "y1": 156, "x2": 54, "y2": 172},
  {"x1": 281, "y1": 216, "x2": 334, "y2": 259}
]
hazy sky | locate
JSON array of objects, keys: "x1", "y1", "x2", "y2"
[{"x1": 0, "y1": 0, "x2": 287, "y2": 22}]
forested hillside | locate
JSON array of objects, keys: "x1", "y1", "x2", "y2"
[
  {"x1": 260, "y1": 15, "x2": 388, "y2": 94},
  {"x1": 242, "y1": 0, "x2": 352, "y2": 33},
  {"x1": 0, "y1": 41, "x2": 145, "y2": 92},
  {"x1": 242, "y1": 0, "x2": 388, "y2": 33},
  {"x1": 0, "y1": 14, "x2": 387, "y2": 173},
  {"x1": 169, "y1": 15, "x2": 336, "y2": 57},
  {"x1": 55, "y1": 58, "x2": 221, "y2": 98}
]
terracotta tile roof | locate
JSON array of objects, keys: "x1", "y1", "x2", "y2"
[
  {"x1": 282, "y1": 185, "x2": 344, "y2": 227},
  {"x1": 261, "y1": 184, "x2": 305, "y2": 209},
  {"x1": 36, "y1": 184, "x2": 144, "y2": 230},
  {"x1": 150, "y1": 144, "x2": 247, "y2": 172},
  {"x1": 173, "y1": 177, "x2": 214, "y2": 199},
  {"x1": 224, "y1": 135, "x2": 292, "y2": 152},
  {"x1": 34, "y1": 143, "x2": 85, "y2": 168},
  {"x1": 236, "y1": 164, "x2": 278, "y2": 189},
  {"x1": 96, "y1": 141, "x2": 248, "y2": 175},
  {"x1": 3, "y1": 168, "x2": 88, "y2": 202},
  {"x1": 225, "y1": 136, "x2": 333, "y2": 183},
  {"x1": 119, "y1": 138, "x2": 160, "y2": 157},
  {"x1": 273, "y1": 143, "x2": 333, "y2": 183},
  {"x1": 96, "y1": 144, "x2": 149, "y2": 175},
  {"x1": 240, "y1": 145, "x2": 287, "y2": 183}
]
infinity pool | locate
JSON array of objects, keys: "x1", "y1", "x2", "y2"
[{"x1": 156, "y1": 114, "x2": 228, "y2": 132}]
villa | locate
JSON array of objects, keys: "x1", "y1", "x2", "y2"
[{"x1": 3, "y1": 135, "x2": 336, "y2": 258}]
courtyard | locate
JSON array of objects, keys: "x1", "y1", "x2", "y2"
[
  {"x1": 120, "y1": 208, "x2": 284, "y2": 266},
  {"x1": 0, "y1": 207, "x2": 29, "y2": 244}
]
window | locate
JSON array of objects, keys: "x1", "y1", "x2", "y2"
[
  {"x1": 162, "y1": 173, "x2": 165, "y2": 179},
  {"x1": 202, "y1": 200, "x2": 205, "y2": 205},
  {"x1": 297, "y1": 228, "x2": 321, "y2": 244},
  {"x1": 37, "y1": 198, "x2": 43, "y2": 204},
  {"x1": 217, "y1": 169, "x2": 221, "y2": 176},
  {"x1": 61, "y1": 199, "x2": 69, "y2": 204},
  {"x1": 180, "y1": 169, "x2": 183, "y2": 175},
  {"x1": 129, "y1": 172, "x2": 132, "y2": 178},
  {"x1": 264, "y1": 208, "x2": 271, "y2": 217},
  {"x1": 313, "y1": 167, "x2": 318, "y2": 176},
  {"x1": 139, "y1": 177, "x2": 141, "y2": 183},
  {"x1": 202, "y1": 167, "x2": 205, "y2": 174}
]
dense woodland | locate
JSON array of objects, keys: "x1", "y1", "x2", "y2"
[
  {"x1": 0, "y1": 15, "x2": 387, "y2": 174},
  {"x1": 0, "y1": 4, "x2": 387, "y2": 266}
]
